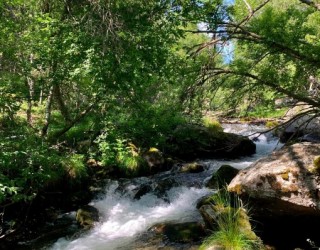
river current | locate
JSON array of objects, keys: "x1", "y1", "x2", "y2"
[{"x1": 50, "y1": 124, "x2": 281, "y2": 250}]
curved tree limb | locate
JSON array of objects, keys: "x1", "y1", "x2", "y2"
[
  {"x1": 210, "y1": 68, "x2": 320, "y2": 108},
  {"x1": 50, "y1": 98, "x2": 100, "y2": 140}
]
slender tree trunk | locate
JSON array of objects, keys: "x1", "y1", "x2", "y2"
[
  {"x1": 26, "y1": 77, "x2": 34, "y2": 125},
  {"x1": 41, "y1": 85, "x2": 54, "y2": 137},
  {"x1": 39, "y1": 87, "x2": 43, "y2": 105},
  {"x1": 53, "y1": 84, "x2": 71, "y2": 123}
]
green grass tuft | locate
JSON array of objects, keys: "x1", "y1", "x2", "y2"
[
  {"x1": 200, "y1": 188, "x2": 263, "y2": 250},
  {"x1": 203, "y1": 117, "x2": 223, "y2": 134}
]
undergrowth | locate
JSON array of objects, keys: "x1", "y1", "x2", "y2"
[{"x1": 200, "y1": 188, "x2": 263, "y2": 250}]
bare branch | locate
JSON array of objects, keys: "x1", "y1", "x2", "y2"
[
  {"x1": 242, "y1": 0, "x2": 253, "y2": 15},
  {"x1": 237, "y1": 0, "x2": 271, "y2": 27}
]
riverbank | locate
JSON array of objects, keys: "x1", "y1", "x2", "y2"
[{"x1": 7, "y1": 124, "x2": 277, "y2": 249}]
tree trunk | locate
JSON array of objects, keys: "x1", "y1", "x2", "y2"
[
  {"x1": 39, "y1": 87, "x2": 43, "y2": 105},
  {"x1": 26, "y1": 77, "x2": 34, "y2": 125},
  {"x1": 53, "y1": 84, "x2": 71, "y2": 123},
  {"x1": 41, "y1": 85, "x2": 54, "y2": 137}
]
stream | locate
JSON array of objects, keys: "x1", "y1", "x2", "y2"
[{"x1": 50, "y1": 124, "x2": 281, "y2": 250}]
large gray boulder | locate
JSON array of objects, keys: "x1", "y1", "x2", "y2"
[{"x1": 228, "y1": 142, "x2": 320, "y2": 216}]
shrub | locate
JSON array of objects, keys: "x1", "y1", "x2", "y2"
[
  {"x1": 0, "y1": 131, "x2": 64, "y2": 204},
  {"x1": 61, "y1": 154, "x2": 87, "y2": 180},
  {"x1": 200, "y1": 189, "x2": 263, "y2": 250},
  {"x1": 202, "y1": 117, "x2": 224, "y2": 134},
  {"x1": 95, "y1": 131, "x2": 146, "y2": 176}
]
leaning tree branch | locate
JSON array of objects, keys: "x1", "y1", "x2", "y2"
[
  {"x1": 247, "y1": 108, "x2": 317, "y2": 140},
  {"x1": 210, "y1": 68, "x2": 320, "y2": 108},
  {"x1": 51, "y1": 98, "x2": 100, "y2": 140},
  {"x1": 237, "y1": 0, "x2": 271, "y2": 27},
  {"x1": 191, "y1": 22, "x2": 320, "y2": 67},
  {"x1": 200, "y1": 21, "x2": 320, "y2": 67},
  {"x1": 229, "y1": 34, "x2": 320, "y2": 66}
]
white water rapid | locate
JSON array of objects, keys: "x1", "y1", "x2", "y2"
[{"x1": 51, "y1": 124, "x2": 282, "y2": 250}]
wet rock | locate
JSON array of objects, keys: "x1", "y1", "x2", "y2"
[
  {"x1": 196, "y1": 195, "x2": 216, "y2": 209},
  {"x1": 199, "y1": 205, "x2": 218, "y2": 230},
  {"x1": 143, "y1": 148, "x2": 165, "y2": 174},
  {"x1": 199, "y1": 204, "x2": 258, "y2": 241},
  {"x1": 299, "y1": 133, "x2": 320, "y2": 143},
  {"x1": 131, "y1": 221, "x2": 205, "y2": 249},
  {"x1": 5, "y1": 212, "x2": 79, "y2": 249},
  {"x1": 133, "y1": 184, "x2": 153, "y2": 200},
  {"x1": 154, "y1": 177, "x2": 179, "y2": 198},
  {"x1": 228, "y1": 142, "x2": 320, "y2": 216},
  {"x1": 279, "y1": 127, "x2": 304, "y2": 143},
  {"x1": 76, "y1": 205, "x2": 99, "y2": 228},
  {"x1": 180, "y1": 162, "x2": 205, "y2": 173},
  {"x1": 150, "y1": 222, "x2": 206, "y2": 243},
  {"x1": 206, "y1": 165, "x2": 239, "y2": 189}
]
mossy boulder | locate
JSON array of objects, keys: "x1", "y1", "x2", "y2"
[
  {"x1": 180, "y1": 162, "x2": 205, "y2": 173},
  {"x1": 199, "y1": 204, "x2": 258, "y2": 241},
  {"x1": 228, "y1": 142, "x2": 320, "y2": 216},
  {"x1": 76, "y1": 205, "x2": 99, "y2": 228},
  {"x1": 166, "y1": 124, "x2": 255, "y2": 161},
  {"x1": 206, "y1": 165, "x2": 239, "y2": 189},
  {"x1": 143, "y1": 147, "x2": 168, "y2": 174}
]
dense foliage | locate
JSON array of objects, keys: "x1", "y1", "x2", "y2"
[
  {"x1": 189, "y1": 0, "x2": 320, "y2": 116},
  {"x1": 1, "y1": 0, "x2": 320, "y2": 241}
]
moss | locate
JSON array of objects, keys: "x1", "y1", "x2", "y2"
[
  {"x1": 307, "y1": 156, "x2": 320, "y2": 175},
  {"x1": 313, "y1": 156, "x2": 320, "y2": 174},
  {"x1": 200, "y1": 190, "x2": 263, "y2": 250},
  {"x1": 76, "y1": 205, "x2": 99, "y2": 228},
  {"x1": 237, "y1": 208, "x2": 257, "y2": 240},
  {"x1": 281, "y1": 172, "x2": 289, "y2": 181},
  {"x1": 202, "y1": 117, "x2": 224, "y2": 134},
  {"x1": 229, "y1": 184, "x2": 243, "y2": 195},
  {"x1": 180, "y1": 162, "x2": 204, "y2": 173},
  {"x1": 148, "y1": 147, "x2": 160, "y2": 153},
  {"x1": 265, "y1": 120, "x2": 279, "y2": 128}
]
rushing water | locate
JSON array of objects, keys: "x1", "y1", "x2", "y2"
[{"x1": 51, "y1": 124, "x2": 281, "y2": 250}]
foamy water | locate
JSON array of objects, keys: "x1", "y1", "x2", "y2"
[
  {"x1": 51, "y1": 124, "x2": 281, "y2": 250},
  {"x1": 51, "y1": 185, "x2": 210, "y2": 250}
]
